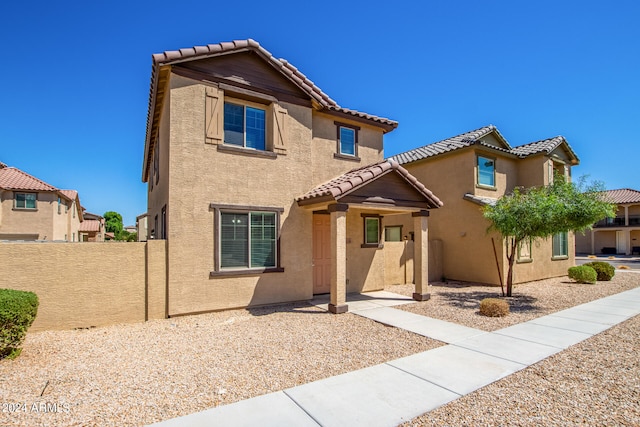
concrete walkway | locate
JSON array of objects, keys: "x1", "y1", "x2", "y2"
[{"x1": 149, "y1": 287, "x2": 640, "y2": 427}]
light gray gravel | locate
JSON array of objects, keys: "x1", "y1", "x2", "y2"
[
  {"x1": 0, "y1": 303, "x2": 439, "y2": 426},
  {"x1": 1, "y1": 272, "x2": 638, "y2": 426}
]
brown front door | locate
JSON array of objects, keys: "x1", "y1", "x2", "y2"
[{"x1": 313, "y1": 214, "x2": 331, "y2": 294}]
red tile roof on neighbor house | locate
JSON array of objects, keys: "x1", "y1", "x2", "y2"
[
  {"x1": 391, "y1": 125, "x2": 579, "y2": 165},
  {"x1": 296, "y1": 159, "x2": 443, "y2": 208},
  {"x1": 79, "y1": 219, "x2": 101, "y2": 232},
  {"x1": 59, "y1": 189, "x2": 78, "y2": 202},
  {"x1": 0, "y1": 167, "x2": 58, "y2": 192},
  {"x1": 603, "y1": 188, "x2": 640, "y2": 205}
]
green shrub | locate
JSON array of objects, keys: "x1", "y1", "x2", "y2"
[
  {"x1": 479, "y1": 298, "x2": 510, "y2": 317},
  {"x1": 568, "y1": 265, "x2": 597, "y2": 284},
  {"x1": 583, "y1": 261, "x2": 615, "y2": 281},
  {"x1": 0, "y1": 289, "x2": 39, "y2": 359}
]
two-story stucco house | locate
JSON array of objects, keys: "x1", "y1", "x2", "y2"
[
  {"x1": 390, "y1": 125, "x2": 580, "y2": 286},
  {"x1": 575, "y1": 188, "x2": 640, "y2": 255},
  {"x1": 142, "y1": 39, "x2": 442, "y2": 316},
  {"x1": 0, "y1": 164, "x2": 83, "y2": 241}
]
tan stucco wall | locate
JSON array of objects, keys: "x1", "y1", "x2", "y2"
[
  {"x1": 158, "y1": 74, "x2": 390, "y2": 315},
  {"x1": 0, "y1": 191, "x2": 55, "y2": 240},
  {"x1": 575, "y1": 230, "x2": 592, "y2": 254},
  {"x1": 403, "y1": 148, "x2": 575, "y2": 286},
  {"x1": 0, "y1": 241, "x2": 166, "y2": 331}
]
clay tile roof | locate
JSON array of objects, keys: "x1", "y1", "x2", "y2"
[
  {"x1": 0, "y1": 167, "x2": 58, "y2": 192},
  {"x1": 296, "y1": 159, "x2": 443, "y2": 208},
  {"x1": 59, "y1": 189, "x2": 77, "y2": 201},
  {"x1": 0, "y1": 161, "x2": 6, "y2": 169},
  {"x1": 602, "y1": 188, "x2": 640, "y2": 205},
  {"x1": 148, "y1": 39, "x2": 397, "y2": 127},
  {"x1": 511, "y1": 136, "x2": 579, "y2": 162},
  {"x1": 79, "y1": 219, "x2": 101, "y2": 232},
  {"x1": 391, "y1": 125, "x2": 512, "y2": 164}
]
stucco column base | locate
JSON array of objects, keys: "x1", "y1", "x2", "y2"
[
  {"x1": 412, "y1": 292, "x2": 431, "y2": 302},
  {"x1": 328, "y1": 303, "x2": 349, "y2": 314}
]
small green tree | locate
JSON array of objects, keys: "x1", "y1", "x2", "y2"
[
  {"x1": 483, "y1": 176, "x2": 615, "y2": 297},
  {"x1": 104, "y1": 211, "x2": 124, "y2": 237}
]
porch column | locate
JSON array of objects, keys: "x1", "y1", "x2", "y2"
[
  {"x1": 328, "y1": 203, "x2": 349, "y2": 314},
  {"x1": 590, "y1": 230, "x2": 595, "y2": 255},
  {"x1": 412, "y1": 210, "x2": 430, "y2": 301},
  {"x1": 625, "y1": 206, "x2": 629, "y2": 226}
]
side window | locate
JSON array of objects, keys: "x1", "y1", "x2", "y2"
[
  {"x1": 384, "y1": 226, "x2": 402, "y2": 242},
  {"x1": 552, "y1": 232, "x2": 568, "y2": 258},
  {"x1": 334, "y1": 122, "x2": 360, "y2": 160},
  {"x1": 362, "y1": 215, "x2": 381, "y2": 247},
  {"x1": 477, "y1": 155, "x2": 496, "y2": 188},
  {"x1": 15, "y1": 193, "x2": 37, "y2": 209}
]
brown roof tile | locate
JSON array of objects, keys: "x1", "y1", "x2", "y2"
[
  {"x1": 296, "y1": 159, "x2": 443, "y2": 208},
  {"x1": 0, "y1": 167, "x2": 58, "y2": 192},
  {"x1": 511, "y1": 136, "x2": 579, "y2": 161},
  {"x1": 391, "y1": 126, "x2": 579, "y2": 165},
  {"x1": 391, "y1": 125, "x2": 512, "y2": 164},
  {"x1": 603, "y1": 188, "x2": 640, "y2": 205}
]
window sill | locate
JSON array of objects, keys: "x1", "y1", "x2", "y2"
[
  {"x1": 361, "y1": 243, "x2": 383, "y2": 249},
  {"x1": 476, "y1": 184, "x2": 497, "y2": 191},
  {"x1": 13, "y1": 208, "x2": 38, "y2": 211},
  {"x1": 551, "y1": 256, "x2": 569, "y2": 261},
  {"x1": 334, "y1": 153, "x2": 361, "y2": 162},
  {"x1": 210, "y1": 267, "x2": 285, "y2": 277},
  {"x1": 516, "y1": 259, "x2": 533, "y2": 264},
  {"x1": 217, "y1": 144, "x2": 277, "y2": 159}
]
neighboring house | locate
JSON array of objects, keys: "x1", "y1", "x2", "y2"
[
  {"x1": 79, "y1": 211, "x2": 105, "y2": 242},
  {"x1": 142, "y1": 39, "x2": 442, "y2": 315},
  {"x1": 124, "y1": 225, "x2": 137, "y2": 234},
  {"x1": 575, "y1": 188, "x2": 640, "y2": 255},
  {"x1": 136, "y1": 213, "x2": 148, "y2": 242},
  {"x1": 390, "y1": 125, "x2": 580, "y2": 286},
  {"x1": 0, "y1": 164, "x2": 83, "y2": 241}
]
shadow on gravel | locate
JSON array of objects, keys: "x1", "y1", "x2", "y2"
[
  {"x1": 246, "y1": 302, "x2": 326, "y2": 316},
  {"x1": 436, "y1": 290, "x2": 541, "y2": 314}
]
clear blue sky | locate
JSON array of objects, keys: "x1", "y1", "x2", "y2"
[{"x1": 1, "y1": 1, "x2": 638, "y2": 225}]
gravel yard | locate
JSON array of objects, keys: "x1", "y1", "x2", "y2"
[{"x1": 1, "y1": 271, "x2": 638, "y2": 426}]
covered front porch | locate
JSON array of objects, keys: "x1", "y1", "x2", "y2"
[{"x1": 297, "y1": 159, "x2": 443, "y2": 313}]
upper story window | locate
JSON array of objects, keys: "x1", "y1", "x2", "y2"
[
  {"x1": 334, "y1": 122, "x2": 361, "y2": 161},
  {"x1": 340, "y1": 127, "x2": 356, "y2": 156},
  {"x1": 224, "y1": 102, "x2": 266, "y2": 151},
  {"x1": 15, "y1": 193, "x2": 37, "y2": 210},
  {"x1": 477, "y1": 155, "x2": 496, "y2": 188}
]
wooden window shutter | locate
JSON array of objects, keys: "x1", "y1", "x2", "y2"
[
  {"x1": 205, "y1": 86, "x2": 224, "y2": 145},
  {"x1": 272, "y1": 103, "x2": 288, "y2": 154}
]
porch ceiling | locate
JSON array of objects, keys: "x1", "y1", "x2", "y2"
[{"x1": 296, "y1": 159, "x2": 443, "y2": 211}]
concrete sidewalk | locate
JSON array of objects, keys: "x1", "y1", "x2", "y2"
[{"x1": 149, "y1": 287, "x2": 640, "y2": 427}]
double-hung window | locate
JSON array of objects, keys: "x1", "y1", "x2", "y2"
[
  {"x1": 220, "y1": 211, "x2": 277, "y2": 270},
  {"x1": 15, "y1": 193, "x2": 36, "y2": 209},
  {"x1": 477, "y1": 155, "x2": 495, "y2": 187},
  {"x1": 224, "y1": 102, "x2": 266, "y2": 151},
  {"x1": 552, "y1": 232, "x2": 568, "y2": 258}
]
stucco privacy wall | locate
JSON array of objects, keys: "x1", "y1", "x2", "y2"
[{"x1": 0, "y1": 240, "x2": 166, "y2": 331}]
